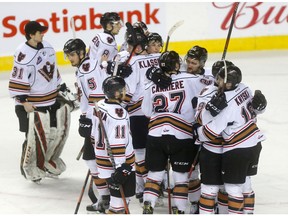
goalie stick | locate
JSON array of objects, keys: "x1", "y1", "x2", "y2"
[
  {"x1": 94, "y1": 102, "x2": 130, "y2": 214},
  {"x1": 164, "y1": 20, "x2": 184, "y2": 52}
]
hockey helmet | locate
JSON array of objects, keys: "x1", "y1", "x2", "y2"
[
  {"x1": 159, "y1": 51, "x2": 181, "y2": 73},
  {"x1": 186, "y1": 45, "x2": 208, "y2": 67},
  {"x1": 100, "y1": 12, "x2": 121, "y2": 30},
  {"x1": 102, "y1": 76, "x2": 126, "y2": 99},
  {"x1": 63, "y1": 38, "x2": 86, "y2": 56},
  {"x1": 132, "y1": 21, "x2": 149, "y2": 35},
  {"x1": 212, "y1": 60, "x2": 234, "y2": 77},
  {"x1": 217, "y1": 65, "x2": 242, "y2": 89},
  {"x1": 147, "y1": 32, "x2": 163, "y2": 47},
  {"x1": 126, "y1": 26, "x2": 148, "y2": 50}
]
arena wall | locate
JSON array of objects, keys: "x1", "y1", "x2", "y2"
[{"x1": 1, "y1": 2, "x2": 288, "y2": 72}]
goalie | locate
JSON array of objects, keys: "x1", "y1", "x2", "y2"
[{"x1": 8, "y1": 21, "x2": 78, "y2": 183}]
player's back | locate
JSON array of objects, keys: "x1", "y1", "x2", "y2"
[{"x1": 142, "y1": 72, "x2": 200, "y2": 139}]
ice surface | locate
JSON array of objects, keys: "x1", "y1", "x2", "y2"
[{"x1": 1, "y1": 50, "x2": 288, "y2": 214}]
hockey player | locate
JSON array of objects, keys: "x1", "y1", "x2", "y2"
[
  {"x1": 194, "y1": 65, "x2": 267, "y2": 214},
  {"x1": 9, "y1": 21, "x2": 75, "y2": 182},
  {"x1": 63, "y1": 38, "x2": 110, "y2": 212},
  {"x1": 93, "y1": 76, "x2": 135, "y2": 214},
  {"x1": 141, "y1": 51, "x2": 200, "y2": 214},
  {"x1": 120, "y1": 26, "x2": 163, "y2": 205},
  {"x1": 146, "y1": 32, "x2": 163, "y2": 54},
  {"x1": 120, "y1": 21, "x2": 150, "y2": 52},
  {"x1": 178, "y1": 45, "x2": 214, "y2": 213},
  {"x1": 88, "y1": 12, "x2": 122, "y2": 62}
]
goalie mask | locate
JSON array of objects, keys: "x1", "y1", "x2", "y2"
[
  {"x1": 102, "y1": 76, "x2": 126, "y2": 100},
  {"x1": 186, "y1": 45, "x2": 208, "y2": 67},
  {"x1": 212, "y1": 60, "x2": 234, "y2": 77},
  {"x1": 63, "y1": 38, "x2": 86, "y2": 56},
  {"x1": 217, "y1": 65, "x2": 242, "y2": 89},
  {"x1": 159, "y1": 51, "x2": 181, "y2": 73},
  {"x1": 100, "y1": 12, "x2": 122, "y2": 30}
]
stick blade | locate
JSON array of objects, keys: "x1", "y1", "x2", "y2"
[{"x1": 168, "y1": 20, "x2": 184, "y2": 37}]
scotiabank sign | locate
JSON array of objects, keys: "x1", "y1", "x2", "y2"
[
  {"x1": 1, "y1": 2, "x2": 287, "y2": 56},
  {"x1": 0, "y1": 2, "x2": 165, "y2": 55},
  {"x1": 2, "y1": 3, "x2": 160, "y2": 38}
]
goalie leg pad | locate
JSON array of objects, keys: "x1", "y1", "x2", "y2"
[
  {"x1": 22, "y1": 111, "x2": 49, "y2": 181},
  {"x1": 45, "y1": 104, "x2": 71, "y2": 175}
]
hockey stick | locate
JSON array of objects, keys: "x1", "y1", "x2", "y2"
[
  {"x1": 164, "y1": 20, "x2": 184, "y2": 52},
  {"x1": 124, "y1": 22, "x2": 138, "y2": 65},
  {"x1": 74, "y1": 170, "x2": 90, "y2": 214},
  {"x1": 218, "y1": 2, "x2": 239, "y2": 93},
  {"x1": 76, "y1": 144, "x2": 84, "y2": 160},
  {"x1": 94, "y1": 102, "x2": 130, "y2": 214},
  {"x1": 221, "y1": 2, "x2": 239, "y2": 61},
  {"x1": 111, "y1": 22, "x2": 136, "y2": 77},
  {"x1": 166, "y1": 158, "x2": 172, "y2": 214},
  {"x1": 88, "y1": 175, "x2": 98, "y2": 204},
  {"x1": 70, "y1": 17, "x2": 76, "y2": 39},
  {"x1": 188, "y1": 145, "x2": 201, "y2": 178}
]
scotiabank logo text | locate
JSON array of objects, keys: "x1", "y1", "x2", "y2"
[{"x1": 2, "y1": 3, "x2": 159, "y2": 38}]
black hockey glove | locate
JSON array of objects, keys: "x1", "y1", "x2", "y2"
[
  {"x1": 107, "y1": 163, "x2": 132, "y2": 186},
  {"x1": 146, "y1": 67, "x2": 172, "y2": 89},
  {"x1": 191, "y1": 97, "x2": 198, "y2": 109},
  {"x1": 106, "y1": 61, "x2": 133, "y2": 78},
  {"x1": 252, "y1": 90, "x2": 267, "y2": 111},
  {"x1": 78, "y1": 115, "x2": 92, "y2": 138},
  {"x1": 205, "y1": 93, "x2": 228, "y2": 117},
  {"x1": 58, "y1": 83, "x2": 68, "y2": 92},
  {"x1": 117, "y1": 64, "x2": 133, "y2": 78},
  {"x1": 192, "y1": 123, "x2": 201, "y2": 140}
]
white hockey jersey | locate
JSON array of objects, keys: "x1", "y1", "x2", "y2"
[
  {"x1": 88, "y1": 32, "x2": 118, "y2": 61},
  {"x1": 124, "y1": 53, "x2": 161, "y2": 116},
  {"x1": 93, "y1": 99, "x2": 135, "y2": 179},
  {"x1": 9, "y1": 41, "x2": 61, "y2": 107},
  {"x1": 76, "y1": 57, "x2": 107, "y2": 116},
  {"x1": 197, "y1": 83, "x2": 266, "y2": 153},
  {"x1": 195, "y1": 84, "x2": 224, "y2": 154},
  {"x1": 142, "y1": 72, "x2": 201, "y2": 140}
]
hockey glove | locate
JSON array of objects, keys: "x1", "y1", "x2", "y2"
[
  {"x1": 108, "y1": 163, "x2": 132, "y2": 185},
  {"x1": 117, "y1": 64, "x2": 133, "y2": 78},
  {"x1": 58, "y1": 83, "x2": 68, "y2": 92},
  {"x1": 106, "y1": 61, "x2": 133, "y2": 78},
  {"x1": 191, "y1": 97, "x2": 198, "y2": 109},
  {"x1": 205, "y1": 93, "x2": 228, "y2": 117},
  {"x1": 78, "y1": 115, "x2": 92, "y2": 138},
  {"x1": 252, "y1": 90, "x2": 267, "y2": 111},
  {"x1": 146, "y1": 67, "x2": 172, "y2": 89}
]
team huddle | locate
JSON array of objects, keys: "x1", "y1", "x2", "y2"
[{"x1": 8, "y1": 12, "x2": 267, "y2": 214}]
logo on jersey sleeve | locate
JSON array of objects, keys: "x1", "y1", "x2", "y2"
[{"x1": 38, "y1": 61, "x2": 55, "y2": 82}]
